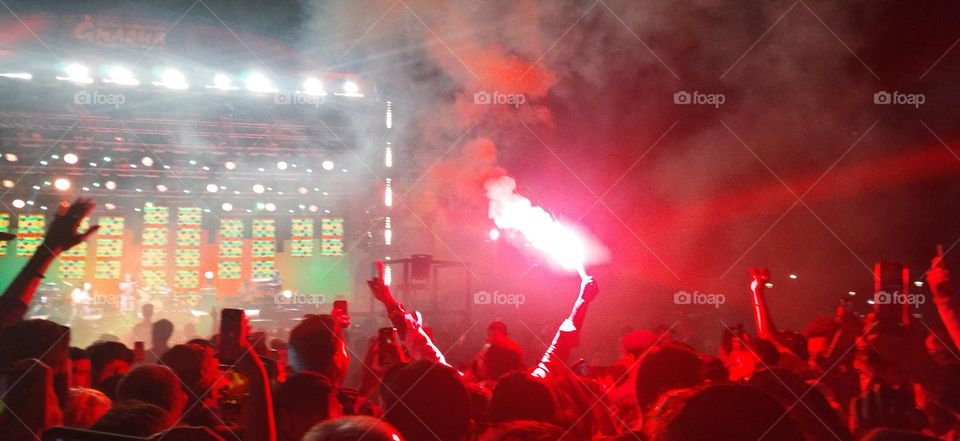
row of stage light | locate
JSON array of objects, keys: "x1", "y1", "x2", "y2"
[
  {"x1": 5, "y1": 197, "x2": 335, "y2": 215},
  {"x1": 0, "y1": 63, "x2": 364, "y2": 97}
]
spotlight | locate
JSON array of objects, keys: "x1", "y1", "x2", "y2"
[
  {"x1": 244, "y1": 72, "x2": 276, "y2": 93},
  {"x1": 63, "y1": 153, "x2": 79, "y2": 164},
  {"x1": 308, "y1": 205, "x2": 318, "y2": 212},
  {"x1": 54, "y1": 178, "x2": 71, "y2": 191},
  {"x1": 0, "y1": 72, "x2": 32, "y2": 80},
  {"x1": 209, "y1": 74, "x2": 237, "y2": 91},
  {"x1": 1, "y1": 179, "x2": 13, "y2": 188},
  {"x1": 265, "y1": 202, "x2": 276, "y2": 212},
  {"x1": 276, "y1": 161, "x2": 288, "y2": 170},
  {"x1": 788, "y1": 274, "x2": 797, "y2": 279},
  {"x1": 156, "y1": 68, "x2": 188, "y2": 90},
  {"x1": 156, "y1": 184, "x2": 168, "y2": 192},
  {"x1": 57, "y1": 63, "x2": 93, "y2": 84},
  {"x1": 303, "y1": 77, "x2": 325, "y2": 96},
  {"x1": 204, "y1": 271, "x2": 215, "y2": 280},
  {"x1": 342, "y1": 80, "x2": 361, "y2": 96},
  {"x1": 224, "y1": 161, "x2": 236, "y2": 170},
  {"x1": 206, "y1": 183, "x2": 219, "y2": 193},
  {"x1": 12, "y1": 199, "x2": 25, "y2": 208},
  {"x1": 105, "y1": 203, "x2": 116, "y2": 210},
  {"x1": 282, "y1": 290, "x2": 293, "y2": 299},
  {"x1": 141, "y1": 156, "x2": 154, "y2": 167},
  {"x1": 848, "y1": 291, "x2": 856, "y2": 296},
  {"x1": 105, "y1": 66, "x2": 139, "y2": 86},
  {"x1": 322, "y1": 160, "x2": 334, "y2": 171},
  {"x1": 4, "y1": 153, "x2": 18, "y2": 162},
  {"x1": 105, "y1": 180, "x2": 117, "y2": 190},
  {"x1": 297, "y1": 187, "x2": 308, "y2": 194},
  {"x1": 489, "y1": 229, "x2": 500, "y2": 241},
  {"x1": 764, "y1": 282, "x2": 774, "y2": 289},
  {"x1": 253, "y1": 184, "x2": 265, "y2": 194},
  {"x1": 914, "y1": 280, "x2": 924, "y2": 287},
  {"x1": 221, "y1": 202, "x2": 233, "y2": 212}
]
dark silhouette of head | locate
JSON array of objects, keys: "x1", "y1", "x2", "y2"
[
  {"x1": 152, "y1": 319, "x2": 174, "y2": 347},
  {"x1": 117, "y1": 365, "x2": 187, "y2": 419},
  {"x1": 276, "y1": 371, "x2": 340, "y2": 441},
  {"x1": 634, "y1": 344, "x2": 703, "y2": 412},
  {"x1": 480, "y1": 342, "x2": 525, "y2": 381},
  {"x1": 160, "y1": 343, "x2": 220, "y2": 400},
  {"x1": 86, "y1": 341, "x2": 133, "y2": 388},
  {"x1": 288, "y1": 314, "x2": 348, "y2": 385},
  {"x1": 749, "y1": 338, "x2": 781, "y2": 367},
  {"x1": 489, "y1": 372, "x2": 558, "y2": 425},
  {"x1": 303, "y1": 416, "x2": 404, "y2": 441},
  {"x1": 91, "y1": 399, "x2": 171, "y2": 436},
  {"x1": 381, "y1": 360, "x2": 471, "y2": 441},
  {"x1": 480, "y1": 420, "x2": 578, "y2": 441}
]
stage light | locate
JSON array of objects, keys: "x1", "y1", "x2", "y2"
[
  {"x1": 103, "y1": 156, "x2": 112, "y2": 162},
  {"x1": 384, "y1": 178, "x2": 392, "y2": 207},
  {"x1": 914, "y1": 280, "x2": 923, "y2": 287},
  {"x1": 206, "y1": 183, "x2": 218, "y2": 193},
  {"x1": 245, "y1": 72, "x2": 276, "y2": 93},
  {"x1": 5, "y1": 153, "x2": 17, "y2": 162},
  {"x1": 848, "y1": 291, "x2": 856, "y2": 296},
  {"x1": 764, "y1": 282, "x2": 774, "y2": 289},
  {"x1": 105, "y1": 203, "x2": 116, "y2": 210},
  {"x1": 303, "y1": 77, "x2": 325, "y2": 96},
  {"x1": 57, "y1": 63, "x2": 93, "y2": 84},
  {"x1": 253, "y1": 184, "x2": 265, "y2": 194},
  {"x1": 282, "y1": 290, "x2": 293, "y2": 299},
  {"x1": 156, "y1": 184, "x2": 168, "y2": 192},
  {"x1": 489, "y1": 229, "x2": 500, "y2": 241},
  {"x1": 156, "y1": 68, "x2": 188, "y2": 90},
  {"x1": 210, "y1": 74, "x2": 237, "y2": 91},
  {"x1": 105, "y1": 180, "x2": 117, "y2": 190},
  {"x1": 308, "y1": 205, "x2": 318, "y2": 212},
  {"x1": 788, "y1": 274, "x2": 797, "y2": 279},
  {"x1": 322, "y1": 160, "x2": 334, "y2": 171},
  {"x1": 141, "y1": 156, "x2": 154, "y2": 167},
  {"x1": 276, "y1": 161, "x2": 288, "y2": 170},
  {"x1": 188, "y1": 159, "x2": 197, "y2": 165},
  {"x1": 265, "y1": 203, "x2": 276, "y2": 212},
  {"x1": 297, "y1": 187, "x2": 308, "y2": 194},
  {"x1": 385, "y1": 145, "x2": 392, "y2": 167},
  {"x1": 1, "y1": 179, "x2": 13, "y2": 188},
  {"x1": 222, "y1": 202, "x2": 233, "y2": 212},
  {"x1": 0, "y1": 72, "x2": 32, "y2": 80},
  {"x1": 204, "y1": 271, "x2": 214, "y2": 280},
  {"x1": 12, "y1": 199, "x2": 25, "y2": 208},
  {"x1": 224, "y1": 161, "x2": 236, "y2": 170},
  {"x1": 343, "y1": 80, "x2": 360, "y2": 95},
  {"x1": 63, "y1": 153, "x2": 79, "y2": 164},
  {"x1": 54, "y1": 178, "x2": 71, "y2": 191},
  {"x1": 105, "y1": 66, "x2": 139, "y2": 86}
]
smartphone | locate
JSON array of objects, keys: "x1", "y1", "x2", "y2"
[
  {"x1": 334, "y1": 299, "x2": 348, "y2": 314},
  {"x1": 377, "y1": 327, "x2": 401, "y2": 370},
  {"x1": 873, "y1": 261, "x2": 909, "y2": 326},
  {"x1": 220, "y1": 308, "x2": 245, "y2": 365},
  {"x1": 133, "y1": 342, "x2": 144, "y2": 364},
  {"x1": 379, "y1": 327, "x2": 397, "y2": 346}
]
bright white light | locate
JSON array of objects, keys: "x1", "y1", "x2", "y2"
[
  {"x1": 206, "y1": 183, "x2": 219, "y2": 193},
  {"x1": 155, "y1": 68, "x2": 188, "y2": 90},
  {"x1": 5, "y1": 153, "x2": 18, "y2": 162},
  {"x1": 265, "y1": 202, "x2": 276, "y2": 212},
  {"x1": 848, "y1": 291, "x2": 856, "y2": 296},
  {"x1": 245, "y1": 72, "x2": 276, "y2": 93},
  {"x1": 54, "y1": 178, "x2": 71, "y2": 191},
  {"x1": 57, "y1": 63, "x2": 93, "y2": 84},
  {"x1": 384, "y1": 178, "x2": 392, "y2": 207},
  {"x1": 322, "y1": 160, "x2": 334, "y2": 171},
  {"x1": 141, "y1": 156, "x2": 154, "y2": 167},
  {"x1": 914, "y1": 280, "x2": 923, "y2": 287},
  {"x1": 224, "y1": 161, "x2": 236, "y2": 170},
  {"x1": 12, "y1": 199, "x2": 25, "y2": 208},
  {"x1": 342, "y1": 80, "x2": 361, "y2": 95},
  {"x1": 204, "y1": 271, "x2": 214, "y2": 280},
  {"x1": 222, "y1": 202, "x2": 233, "y2": 212},
  {"x1": 105, "y1": 66, "x2": 139, "y2": 86},
  {"x1": 308, "y1": 205, "x2": 318, "y2": 212},
  {"x1": 303, "y1": 77, "x2": 325, "y2": 96},
  {"x1": 276, "y1": 161, "x2": 288, "y2": 170},
  {"x1": 156, "y1": 184, "x2": 168, "y2": 192},
  {"x1": 253, "y1": 184, "x2": 265, "y2": 194},
  {"x1": 298, "y1": 187, "x2": 308, "y2": 194},
  {"x1": 0, "y1": 72, "x2": 32, "y2": 80},
  {"x1": 105, "y1": 180, "x2": 117, "y2": 190},
  {"x1": 1, "y1": 179, "x2": 13, "y2": 188},
  {"x1": 282, "y1": 290, "x2": 293, "y2": 299},
  {"x1": 489, "y1": 229, "x2": 500, "y2": 241},
  {"x1": 209, "y1": 74, "x2": 237, "y2": 91},
  {"x1": 105, "y1": 203, "x2": 116, "y2": 210},
  {"x1": 385, "y1": 146, "x2": 393, "y2": 167},
  {"x1": 764, "y1": 282, "x2": 774, "y2": 289},
  {"x1": 788, "y1": 274, "x2": 797, "y2": 279},
  {"x1": 63, "y1": 153, "x2": 79, "y2": 164}
]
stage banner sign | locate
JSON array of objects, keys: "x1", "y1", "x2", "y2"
[
  {"x1": 251, "y1": 218, "x2": 275, "y2": 279},
  {"x1": 141, "y1": 205, "x2": 169, "y2": 288},
  {"x1": 60, "y1": 218, "x2": 89, "y2": 279},
  {"x1": 16, "y1": 214, "x2": 45, "y2": 257},
  {"x1": 320, "y1": 218, "x2": 344, "y2": 256},
  {"x1": 290, "y1": 217, "x2": 314, "y2": 257},
  {"x1": 175, "y1": 207, "x2": 202, "y2": 289},
  {"x1": 218, "y1": 218, "x2": 244, "y2": 279},
  {"x1": 0, "y1": 213, "x2": 8, "y2": 257},
  {"x1": 95, "y1": 216, "x2": 124, "y2": 279}
]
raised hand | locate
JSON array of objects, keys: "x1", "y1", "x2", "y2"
[
  {"x1": 580, "y1": 276, "x2": 599, "y2": 302},
  {"x1": 749, "y1": 268, "x2": 770, "y2": 292},
  {"x1": 927, "y1": 250, "x2": 954, "y2": 300},
  {"x1": 41, "y1": 198, "x2": 99, "y2": 253}
]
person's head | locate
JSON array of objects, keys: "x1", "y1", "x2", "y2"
[
  {"x1": 480, "y1": 420, "x2": 577, "y2": 441},
  {"x1": 479, "y1": 343, "x2": 524, "y2": 381},
  {"x1": 748, "y1": 368, "x2": 853, "y2": 441},
  {"x1": 749, "y1": 339, "x2": 780, "y2": 368},
  {"x1": 152, "y1": 319, "x2": 174, "y2": 347},
  {"x1": 0, "y1": 319, "x2": 72, "y2": 403},
  {"x1": 63, "y1": 387, "x2": 112, "y2": 429},
  {"x1": 117, "y1": 365, "x2": 187, "y2": 419},
  {"x1": 859, "y1": 428, "x2": 941, "y2": 441},
  {"x1": 302, "y1": 416, "x2": 404, "y2": 441},
  {"x1": 160, "y1": 343, "x2": 221, "y2": 403},
  {"x1": 288, "y1": 315, "x2": 348, "y2": 384},
  {"x1": 646, "y1": 384, "x2": 805, "y2": 441},
  {"x1": 634, "y1": 344, "x2": 703, "y2": 413},
  {"x1": 487, "y1": 321, "x2": 508, "y2": 339},
  {"x1": 275, "y1": 372, "x2": 341, "y2": 441},
  {"x1": 381, "y1": 360, "x2": 471, "y2": 441},
  {"x1": 86, "y1": 341, "x2": 133, "y2": 387},
  {"x1": 91, "y1": 399, "x2": 171, "y2": 436},
  {"x1": 620, "y1": 329, "x2": 658, "y2": 360},
  {"x1": 69, "y1": 346, "x2": 91, "y2": 389},
  {"x1": 489, "y1": 372, "x2": 557, "y2": 425},
  {"x1": 803, "y1": 316, "x2": 839, "y2": 359},
  {"x1": 141, "y1": 303, "x2": 154, "y2": 321}
]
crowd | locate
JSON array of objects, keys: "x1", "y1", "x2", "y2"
[{"x1": 0, "y1": 198, "x2": 958, "y2": 441}]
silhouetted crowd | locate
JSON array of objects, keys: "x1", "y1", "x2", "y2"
[{"x1": 1, "y1": 199, "x2": 958, "y2": 441}]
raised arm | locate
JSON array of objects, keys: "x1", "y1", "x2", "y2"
[
  {"x1": 532, "y1": 275, "x2": 598, "y2": 379},
  {"x1": 0, "y1": 199, "x2": 98, "y2": 329},
  {"x1": 928, "y1": 251, "x2": 960, "y2": 349},
  {"x1": 748, "y1": 268, "x2": 777, "y2": 340}
]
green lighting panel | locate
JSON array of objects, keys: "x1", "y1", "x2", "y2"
[{"x1": 16, "y1": 214, "x2": 45, "y2": 257}]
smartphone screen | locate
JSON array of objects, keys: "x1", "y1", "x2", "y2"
[
  {"x1": 334, "y1": 299, "x2": 348, "y2": 314},
  {"x1": 220, "y1": 308, "x2": 245, "y2": 364},
  {"x1": 133, "y1": 342, "x2": 144, "y2": 364},
  {"x1": 873, "y1": 261, "x2": 908, "y2": 326}
]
